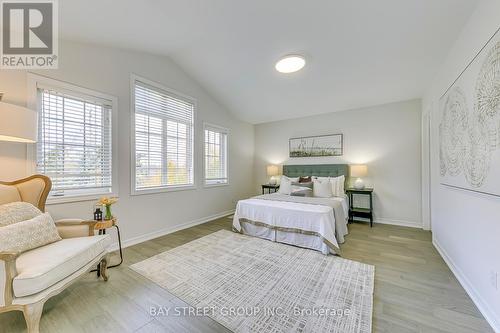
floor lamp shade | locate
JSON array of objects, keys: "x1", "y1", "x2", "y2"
[{"x1": 0, "y1": 102, "x2": 37, "y2": 143}]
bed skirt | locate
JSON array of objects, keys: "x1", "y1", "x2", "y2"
[{"x1": 235, "y1": 218, "x2": 337, "y2": 255}]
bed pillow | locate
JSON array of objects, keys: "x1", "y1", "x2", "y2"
[
  {"x1": 0, "y1": 202, "x2": 42, "y2": 227},
  {"x1": 313, "y1": 178, "x2": 333, "y2": 198},
  {"x1": 292, "y1": 181, "x2": 313, "y2": 189},
  {"x1": 278, "y1": 176, "x2": 297, "y2": 195},
  {"x1": 299, "y1": 176, "x2": 312, "y2": 183},
  {"x1": 330, "y1": 175, "x2": 345, "y2": 197},
  {"x1": 291, "y1": 185, "x2": 313, "y2": 197},
  {"x1": 0, "y1": 212, "x2": 61, "y2": 253},
  {"x1": 278, "y1": 176, "x2": 298, "y2": 185}
]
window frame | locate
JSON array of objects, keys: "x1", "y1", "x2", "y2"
[
  {"x1": 130, "y1": 74, "x2": 197, "y2": 196},
  {"x1": 27, "y1": 73, "x2": 119, "y2": 204},
  {"x1": 203, "y1": 123, "x2": 229, "y2": 187}
]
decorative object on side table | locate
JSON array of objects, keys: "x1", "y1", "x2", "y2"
[
  {"x1": 262, "y1": 184, "x2": 280, "y2": 194},
  {"x1": 266, "y1": 164, "x2": 279, "y2": 185},
  {"x1": 98, "y1": 196, "x2": 118, "y2": 220},
  {"x1": 93, "y1": 207, "x2": 103, "y2": 221},
  {"x1": 350, "y1": 164, "x2": 368, "y2": 189},
  {"x1": 346, "y1": 187, "x2": 374, "y2": 227}
]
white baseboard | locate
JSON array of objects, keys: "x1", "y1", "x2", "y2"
[
  {"x1": 433, "y1": 237, "x2": 500, "y2": 333},
  {"x1": 374, "y1": 218, "x2": 422, "y2": 228},
  {"x1": 107, "y1": 209, "x2": 235, "y2": 252}
]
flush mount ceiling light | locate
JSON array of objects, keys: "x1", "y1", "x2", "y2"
[{"x1": 275, "y1": 55, "x2": 306, "y2": 73}]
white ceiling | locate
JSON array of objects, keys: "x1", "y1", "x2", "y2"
[{"x1": 60, "y1": 0, "x2": 479, "y2": 124}]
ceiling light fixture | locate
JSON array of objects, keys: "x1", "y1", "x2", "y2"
[{"x1": 275, "y1": 55, "x2": 306, "y2": 73}]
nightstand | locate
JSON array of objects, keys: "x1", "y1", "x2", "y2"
[
  {"x1": 262, "y1": 184, "x2": 280, "y2": 194},
  {"x1": 346, "y1": 188, "x2": 374, "y2": 227}
]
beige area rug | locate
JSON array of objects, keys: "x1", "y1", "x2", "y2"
[{"x1": 131, "y1": 230, "x2": 374, "y2": 333}]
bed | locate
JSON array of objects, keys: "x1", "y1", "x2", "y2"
[{"x1": 233, "y1": 164, "x2": 349, "y2": 255}]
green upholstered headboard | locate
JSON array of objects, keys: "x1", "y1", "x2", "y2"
[{"x1": 283, "y1": 164, "x2": 349, "y2": 184}]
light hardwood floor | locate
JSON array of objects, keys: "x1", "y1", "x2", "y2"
[{"x1": 0, "y1": 218, "x2": 493, "y2": 333}]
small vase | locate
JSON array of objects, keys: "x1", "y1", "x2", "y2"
[{"x1": 105, "y1": 205, "x2": 113, "y2": 220}]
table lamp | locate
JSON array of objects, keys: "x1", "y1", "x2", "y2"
[
  {"x1": 0, "y1": 101, "x2": 37, "y2": 143},
  {"x1": 266, "y1": 165, "x2": 279, "y2": 185},
  {"x1": 350, "y1": 165, "x2": 368, "y2": 189}
]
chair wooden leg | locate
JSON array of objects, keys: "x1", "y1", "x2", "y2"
[
  {"x1": 23, "y1": 301, "x2": 44, "y2": 333},
  {"x1": 99, "y1": 257, "x2": 109, "y2": 281}
]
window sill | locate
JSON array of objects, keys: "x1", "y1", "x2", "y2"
[
  {"x1": 47, "y1": 193, "x2": 117, "y2": 205},
  {"x1": 204, "y1": 182, "x2": 229, "y2": 188},
  {"x1": 131, "y1": 185, "x2": 196, "y2": 196}
]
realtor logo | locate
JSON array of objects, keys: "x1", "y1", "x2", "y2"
[{"x1": 1, "y1": 0, "x2": 58, "y2": 68}]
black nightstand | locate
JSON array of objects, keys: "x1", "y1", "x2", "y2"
[
  {"x1": 346, "y1": 188, "x2": 374, "y2": 227},
  {"x1": 262, "y1": 184, "x2": 279, "y2": 194}
]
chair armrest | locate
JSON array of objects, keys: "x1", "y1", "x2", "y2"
[
  {"x1": 0, "y1": 251, "x2": 20, "y2": 306},
  {"x1": 55, "y1": 219, "x2": 97, "y2": 238},
  {"x1": 0, "y1": 251, "x2": 20, "y2": 262}
]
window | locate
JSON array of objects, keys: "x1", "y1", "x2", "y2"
[
  {"x1": 35, "y1": 83, "x2": 114, "y2": 199},
  {"x1": 204, "y1": 124, "x2": 228, "y2": 186},
  {"x1": 133, "y1": 77, "x2": 195, "y2": 193}
]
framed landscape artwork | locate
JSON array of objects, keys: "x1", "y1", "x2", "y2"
[
  {"x1": 439, "y1": 28, "x2": 500, "y2": 196},
  {"x1": 289, "y1": 134, "x2": 343, "y2": 157}
]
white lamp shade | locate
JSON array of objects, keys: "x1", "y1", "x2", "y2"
[
  {"x1": 350, "y1": 165, "x2": 368, "y2": 178},
  {"x1": 266, "y1": 165, "x2": 279, "y2": 177},
  {"x1": 0, "y1": 102, "x2": 37, "y2": 143}
]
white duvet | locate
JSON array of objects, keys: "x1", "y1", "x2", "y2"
[{"x1": 233, "y1": 194, "x2": 349, "y2": 254}]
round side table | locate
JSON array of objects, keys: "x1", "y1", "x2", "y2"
[{"x1": 90, "y1": 218, "x2": 123, "y2": 276}]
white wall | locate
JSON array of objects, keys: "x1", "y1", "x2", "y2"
[
  {"x1": 254, "y1": 99, "x2": 422, "y2": 227},
  {"x1": 422, "y1": 0, "x2": 500, "y2": 331},
  {"x1": 0, "y1": 40, "x2": 255, "y2": 246}
]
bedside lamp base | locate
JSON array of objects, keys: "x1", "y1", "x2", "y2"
[{"x1": 353, "y1": 178, "x2": 365, "y2": 190}]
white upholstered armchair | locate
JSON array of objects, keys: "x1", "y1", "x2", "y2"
[{"x1": 0, "y1": 175, "x2": 111, "y2": 333}]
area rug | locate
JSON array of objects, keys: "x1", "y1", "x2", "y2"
[{"x1": 131, "y1": 230, "x2": 374, "y2": 333}]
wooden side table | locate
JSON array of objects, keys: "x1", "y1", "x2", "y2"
[
  {"x1": 90, "y1": 218, "x2": 123, "y2": 276},
  {"x1": 346, "y1": 188, "x2": 374, "y2": 227},
  {"x1": 262, "y1": 184, "x2": 280, "y2": 194}
]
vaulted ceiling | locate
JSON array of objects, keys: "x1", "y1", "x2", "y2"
[{"x1": 60, "y1": 0, "x2": 479, "y2": 123}]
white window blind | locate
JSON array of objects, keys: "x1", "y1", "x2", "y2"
[
  {"x1": 37, "y1": 87, "x2": 113, "y2": 198},
  {"x1": 204, "y1": 125, "x2": 228, "y2": 185},
  {"x1": 134, "y1": 80, "x2": 194, "y2": 191}
]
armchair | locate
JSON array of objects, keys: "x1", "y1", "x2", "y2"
[{"x1": 0, "y1": 175, "x2": 110, "y2": 333}]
